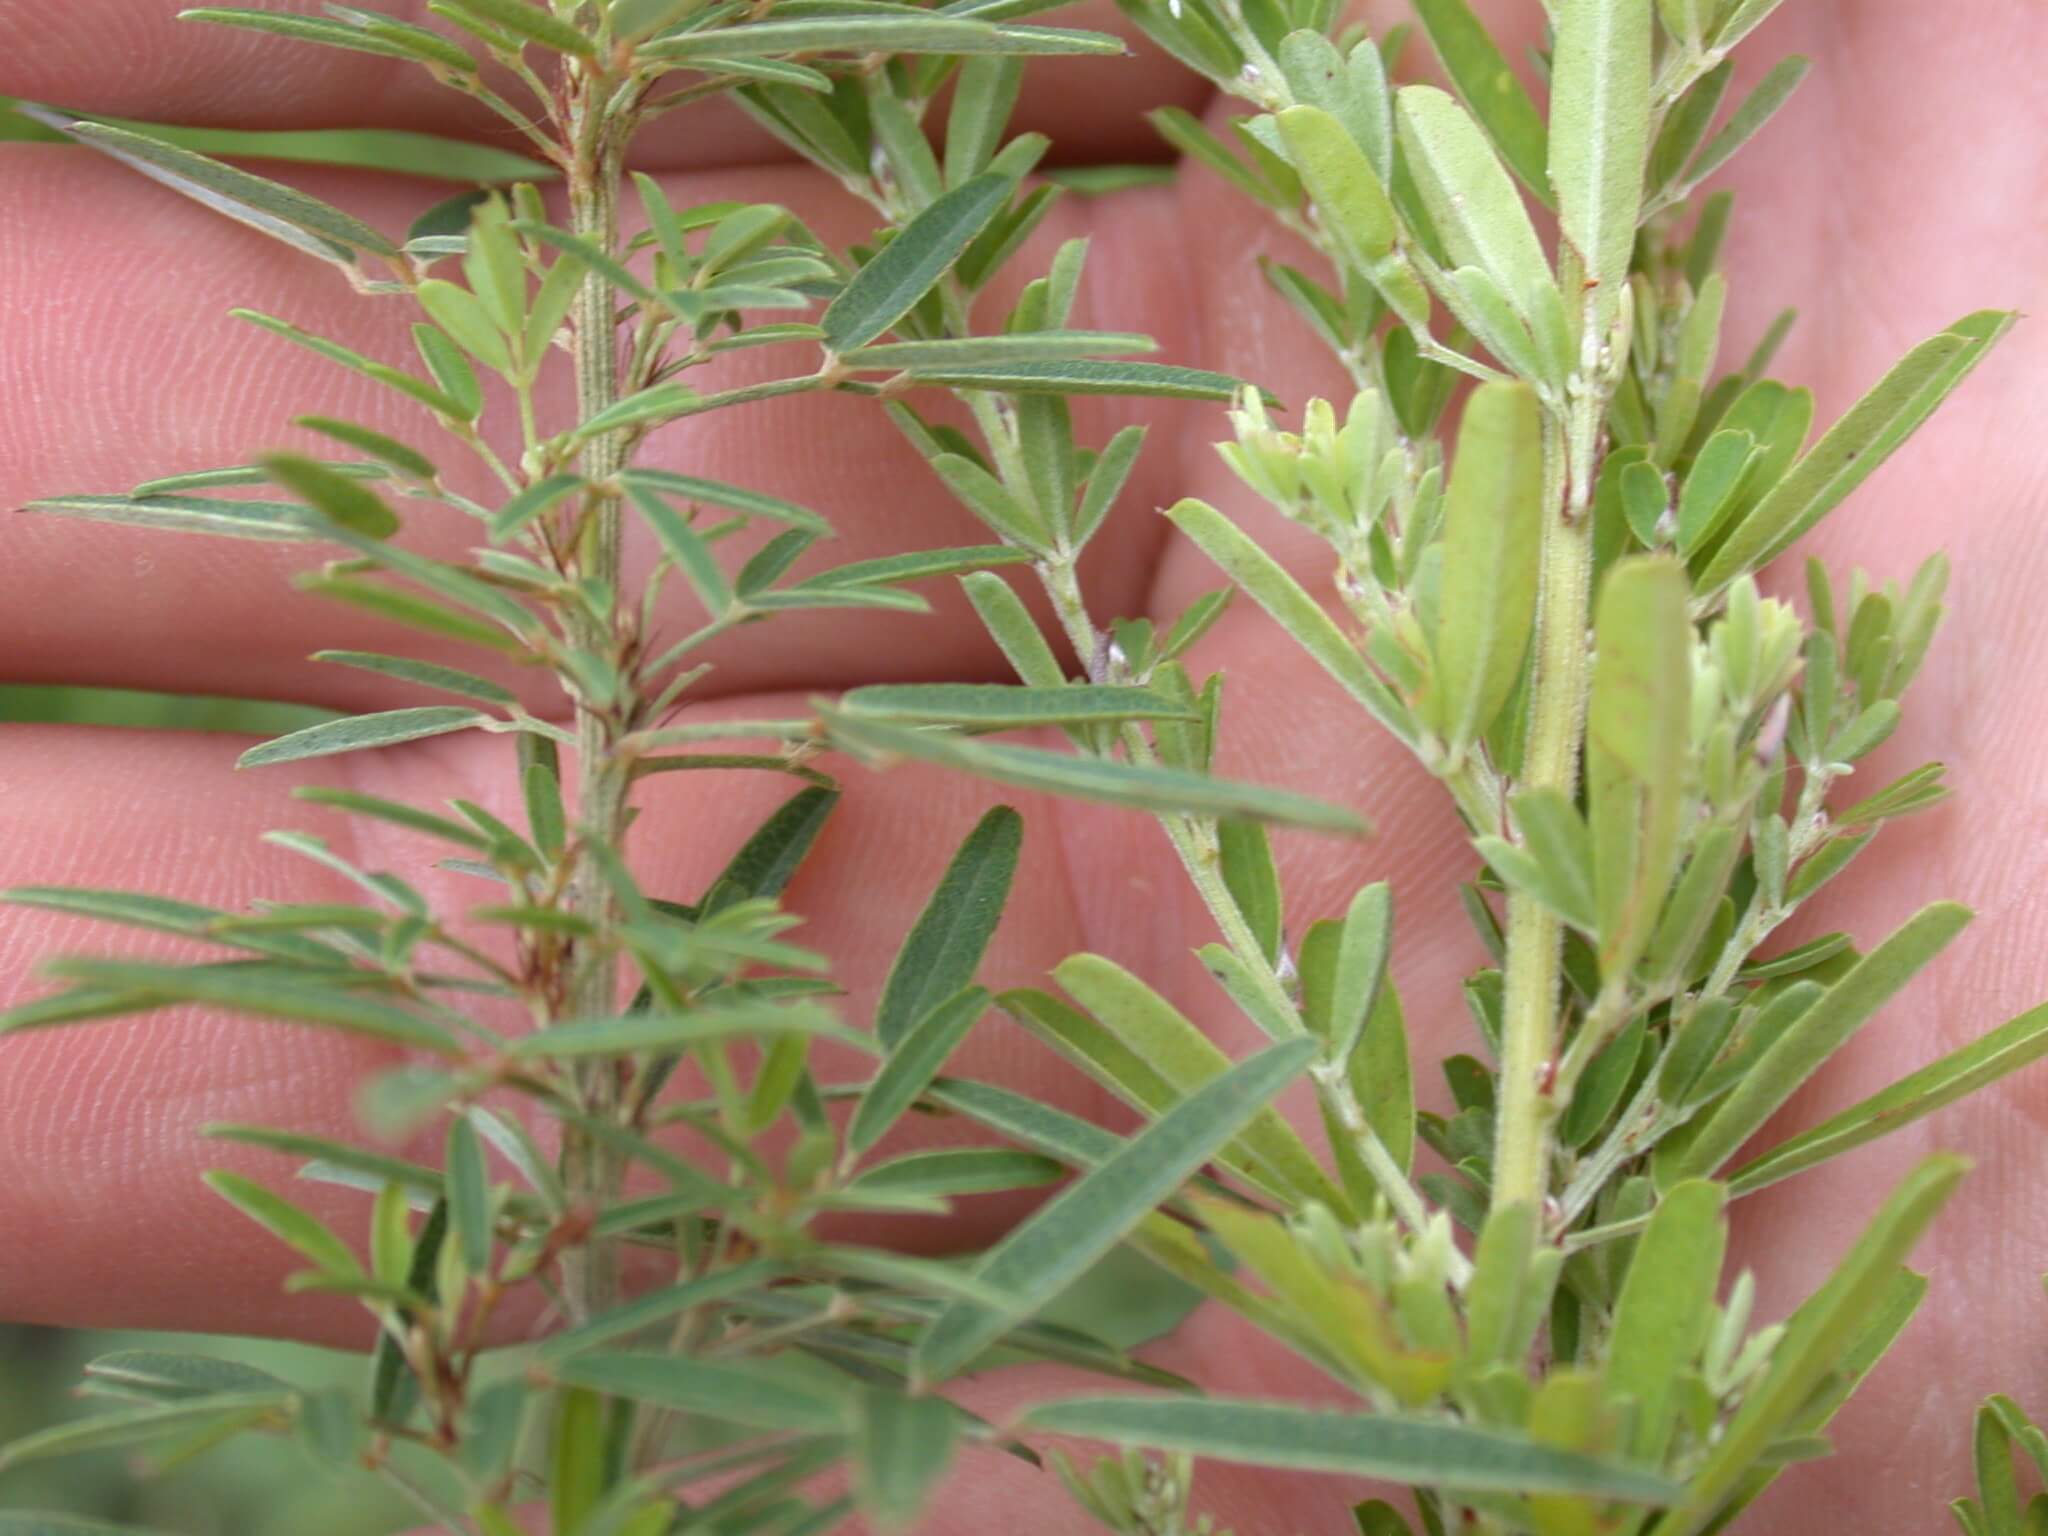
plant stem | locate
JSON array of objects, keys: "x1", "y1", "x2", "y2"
[
  {"x1": 559, "y1": 70, "x2": 628, "y2": 1326},
  {"x1": 1491, "y1": 410, "x2": 1593, "y2": 1215}
]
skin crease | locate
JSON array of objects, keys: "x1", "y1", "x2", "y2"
[{"x1": 0, "y1": 0, "x2": 2044, "y2": 1529}]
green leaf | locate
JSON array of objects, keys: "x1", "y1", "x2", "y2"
[
  {"x1": 945, "y1": 55, "x2": 1025, "y2": 186},
  {"x1": 84, "y1": 1350, "x2": 286, "y2": 1404},
  {"x1": 311, "y1": 650, "x2": 515, "y2": 705},
  {"x1": 203, "y1": 1123, "x2": 446, "y2": 1201},
  {"x1": 294, "y1": 416, "x2": 437, "y2": 482},
  {"x1": 852, "y1": 1389, "x2": 963, "y2": 1533},
  {"x1": 236, "y1": 309, "x2": 472, "y2": 419},
  {"x1": 844, "y1": 332, "x2": 1154, "y2": 369},
  {"x1": 1648, "y1": 1157, "x2": 1967, "y2": 1536},
  {"x1": 928, "y1": 453, "x2": 1048, "y2": 548},
  {"x1": 1328, "y1": 882, "x2": 1395, "y2": 1072},
  {"x1": 182, "y1": 6, "x2": 478, "y2": 71},
  {"x1": 511, "y1": 1002, "x2": 859, "y2": 1060},
  {"x1": 925, "y1": 1078, "x2": 1122, "y2": 1168},
  {"x1": 1548, "y1": 0, "x2": 1651, "y2": 319},
  {"x1": 1698, "y1": 312, "x2": 2013, "y2": 592},
  {"x1": 1395, "y1": 86, "x2": 1553, "y2": 337},
  {"x1": 840, "y1": 682, "x2": 1197, "y2": 730},
  {"x1": 22, "y1": 493, "x2": 329, "y2": 543},
  {"x1": 960, "y1": 571, "x2": 1065, "y2": 688},
  {"x1": 1410, "y1": 0, "x2": 1550, "y2": 201},
  {"x1": 914, "y1": 1037, "x2": 1317, "y2": 1382},
  {"x1": 823, "y1": 174, "x2": 1013, "y2": 352},
  {"x1": 548, "y1": 1355, "x2": 848, "y2": 1434},
  {"x1": 625, "y1": 482, "x2": 733, "y2": 614},
  {"x1": 1674, "y1": 903, "x2": 1973, "y2": 1181},
  {"x1": 260, "y1": 453, "x2": 402, "y2": 539},
  {"x1": 907, "y1": 359, "x2": 1252, "y2": 401},
  {"x1": 1166, "y1": 499, "x2": 1414, "y2": 746},
  {"x1": 439, "y1": 0, "x2": 594, "y2": 54},
  {"x1": 1608, "y1": 1180, "x2": 1726, "y2": 1462},
  {"x1": 488, "y1": 472, "x2": 587, "y2": 542},
  {"x1": 848, "y1": 1148, "x2": 1065, "y2": 1199},
  {"x1": 651, "y1": 16, "x2": 1121, "y2": 60},
  {"x1": 1586, "y1": 557, "x2": 1692, "y2": 982},
  {"x1": 1019, "y1": 1396, "x2": 1675, "y2": 1501},
  {"x1": 55, "y1": 117, "x2": 396, "y2": 262},
  {"x1": 205, "y1": 1170, "x2": 361, "y2": 1276},
  {"x1": 823, "y1": 709, "x2": 1369, "y2": 835},
  {"x1": 413, "y1": 322, "x2": 484, "y2": 419},
  {"x1": 536, "y1": 1262, "x2": 784, "y2": 1363},
  {"x1": 1219, "y1": 821, "x2": 1283, "y2": 965},
  {"x1": 1273, "y1": 105, "x2": 1424, "y2": 331},
  {"x1": 416, "y1": 278, "x2": 512, "y2": 373},
  {"x1": 237, "y1": 706, "x2": 490, "y2": 769},
  {"x1": 1430, "y1": 380, "x2": 1543, "y2": 756},
  {"x1": 1683, "y1": 55, "x2": 1811, "y2": 190},
  {"x1": 1729, "y1": 1001, "x2": 2048, "y2": 1198},
  {"x1": 617, "y1": 468, "x2": 831, "y2": 536},
  {"x1": 805, "y1": 546, "x2": 1027, "y2": 589},
  {"x1": 849, "y1": 986, "x2": 991, "y2": 1158},
  {"x1": 0, "y1": 1395, "x2": 291, "y2": 1476},
  {"x1": 445, "y1": 1116, "x2": 492, "y2": 1274},
  {"x1": 874, "y1": 806, "x2": 1022, "y2": 1049},
  {"x1": 35, "y1": 959, "x2": 465, "y2": 1055}
]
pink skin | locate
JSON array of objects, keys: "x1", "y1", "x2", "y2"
[{"x1": 1, "y1": 2, "x2": 2044, "y2": 1529}]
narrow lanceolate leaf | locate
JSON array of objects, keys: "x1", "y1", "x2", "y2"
[
  {"x1": 616, "y1": 469, "x2": 830, "y2": 536},
  {"x1": 625, "y1": 481, "x2": 733, "y2": 614},
  {"x1": 1649, "y1": 1157, "x2": 1968, "y2": 1536},
  {"x1": 23, "y1": 494, "x2": 325, "y2": 542},
  {"x1": 1548, "y1": 0, "x2": 1651, "y2": 322},
  {"x1": 488, "y1": 473, "x2": 587, "y2": 541},
  {"x1": 822, "y1": 174, "x2": 1013, "y2": 352},
  {"x1": 445, "y1": 1116, "x2": 492, "y2": 1273},
  {"x1": 1586, "y1": 557, "x2": 1692, "y2": 983},
  {"x1": 823, "y1": 709, "x2": 1370, "y2": 836},
  {"x1": 438, "y1": 0, "x2": 595, "y2": 55},
  {"x1": 180, "y1": 8, "x2": 478, "y2": 71},
  {"x1": 312, "y1": 651, "x2": 515, "y2": 705},
  {"x1": 38, "y1": 959, "x2": 466, "y2": 1055},
  {"x1": 260, "y1": 453, "x2": 401, "y2": 538},
  {"x1": 1683, "y1": 54, "x2": 1811, "y2": 190},
  {"x1": 909, "y1": 360, "x2": 1250, "y2": 401},
  {"x1": 1728, "y1": 1002, "x2": 2048, "y2": 1198},
  {"x1": 1166, "y1": 499, "x2": 1414, "y2": 745},
  {"x1": 806, "y1": 546, "x2": 1028, "y2": 589},
  {"x1": 548, "y1": 1355, "x2": 848, "y2": 1434},
  {"x1": 1675, "y1": 903, "x2": 1974, "y2": 1181},
  {"x1": 294, "y1": 416, "x2": 437, "y2": 482},
  {"x1": 511, "y1": 1002, "x2": 858, "y2": 1059},
  {"x1": 1430, "y1": 381, "x2": 1543, "y2": 756},
  {"x1": 842, "y1": 332, "x2": 1155, "y2": 369},
  {"x1": 1608, "y1": 1180, "x2": 1727, "y2": 1463},
  {"x1": 913, "y1": 1037, "x2": 1318, "y2": 1382},
  {"x1": 0, "y1": 1394, "x2": 292, "y2": 1476},
  {"x1": 654, "y1": 18, "x2": 1121, "y2": 60},
  {"x1": 874, "y1": 807, "x2": 1021, "y2": 1049},
  {"x1": 1019, "y1": 1397, "x2": 1675, "y2": 1501},
  {"x1": 849, "y1": 987, "x2": 991, "y2": 1157},
  {"x1": 1411, "y1": 0, "x2": 1550, "y2": 200},
  {"x1": 238, "y1": 706, "x2": 489, "y2": 769},
  {"x1": 852, "y1": 1388, "x2": 963, "y2": 1533},
  {"x1": 84, "y1": 1349, "x2": 286, "y2": 1403},
  {"x1": 839, "y1": 683, "x2": 1197, "y2": 730},
  {"x1": 1395, "y1": 86, "x2": 1553, "y2": 333},
  {"x1": 47, "y1": 117, "x2": 396, "y2": 263},
  {"x1": 204, "y1": 1170, "x2": 361, "y2": 1276},
  {"x1": 1697, "y1": 312, "x2": 2015, "y2": 593},
  {"x1": 1328, "y1": 883, "x2": 1394, "y2": 1071},
  {"x1": 1273, "y1": 106, "x2": 1420, "y2": 330}
]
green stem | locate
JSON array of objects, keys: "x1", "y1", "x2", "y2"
[
  {"x1": 559, "y1": 73, "x2": 629, "y2": 1327},
  {"x1": 1491, "y1": 410, "x2": 1593, "y2": 1215}
]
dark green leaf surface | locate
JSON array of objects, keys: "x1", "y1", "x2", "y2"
[{"x1": 874, "y1": 806, "x2": 1022, "y2": 1048}]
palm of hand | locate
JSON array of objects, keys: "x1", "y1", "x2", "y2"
[{"x1": 1, "y1": 2, "x2": 2043, "y2": 1530}]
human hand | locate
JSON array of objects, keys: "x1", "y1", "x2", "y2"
[{"x1": 1, "y1": 2, "x2": 2043, "y2": 1529}]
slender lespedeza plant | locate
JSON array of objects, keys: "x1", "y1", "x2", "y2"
[{"x1": 2, "y1": 1, "x2": 2043, "y2": 1533}]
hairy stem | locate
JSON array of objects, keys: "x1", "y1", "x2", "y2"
[{"x1": 559, "y1": 69, "x2": 628, "y2": 1326}]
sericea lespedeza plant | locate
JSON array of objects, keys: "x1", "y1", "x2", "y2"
[{"x1": 0, "y1": 0, "x2": 2042, "y2": 1533}]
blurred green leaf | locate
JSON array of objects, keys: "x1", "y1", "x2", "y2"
[
  {"x1": 237, "y1": 706, "x2": 490, "y2": 769},
  {"x1": 912, "y1": 359, "x2": 1252, "y2": 401},
  {"x1": 851, "y1": 1389, "x2": 961, "y2": 1533},
  {"x1": 1548, "y1": 0, "x2": 1650, "y2": 322},
  {"x1": 840, "y1": 682, "x2": 1197, "y2": 729},
  {"x1": 548, "y1": 1355, "x2": 848, "y2": 1433},
  {"x1": 1019, "y1": 1396, "x2": 1675, "y2": 1500},
  {"x1": 1411, "y1": 0, "x2": 1550, "y2": 200}
]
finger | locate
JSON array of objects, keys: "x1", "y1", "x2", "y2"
[
  {"x1": 6, "y1": 0, "x2": 1205, "y2": 169},
  {"x1": 0, "y1": 147, "x2": 1194, "y2": 712}
]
